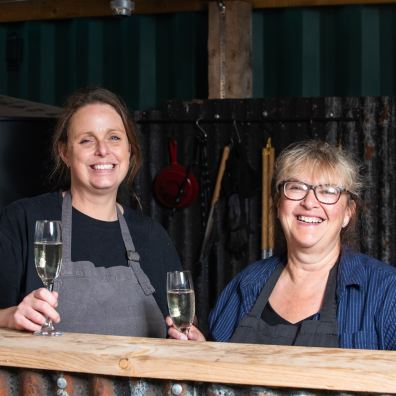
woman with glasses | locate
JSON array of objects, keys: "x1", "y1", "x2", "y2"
[{"x1": 168, "y1": 140, "x2": 396, "y2": 349}]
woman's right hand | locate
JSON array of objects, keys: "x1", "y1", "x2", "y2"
[
  {"x1": 166, "y1": 316, "x2": 206, "y2": 341},
  {"x1": 2, "y1": 288, "x2": 60, "y2": 332}
]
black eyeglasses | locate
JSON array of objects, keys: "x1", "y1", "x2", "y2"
[{"x1": 279, "y1": 181, "x2": 349, "y2": 205}]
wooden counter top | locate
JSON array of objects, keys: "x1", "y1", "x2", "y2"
[{"x1": 0, "y1": 328, "x2": 395, "y2": 393}]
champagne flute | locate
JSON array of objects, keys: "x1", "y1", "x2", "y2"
[
  {"x1": 167, "y1": 270, "x2": 195, "y2": 335},
  {"x1": 34, "y1": 220, "x2": 63, "y2": 336}
]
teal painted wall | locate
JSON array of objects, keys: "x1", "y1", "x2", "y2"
[
  {"x1": 0, "y1": 4, "x2": 395, "y2": 110},
  {"x1": 252, "y1": 4, "x2": 396, "y2": 97},
  {"x1": 0, "y1": 13, "x2": 208, "y2": 110}
]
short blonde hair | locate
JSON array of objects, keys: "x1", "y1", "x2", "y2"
[
  {"x1": 273, "y1": 140, "x2": 363, "y2": 202},
  {"x1": 272, "y1": 140, "x2": 364, "y2": 249}
]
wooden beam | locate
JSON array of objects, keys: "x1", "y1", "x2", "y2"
[
  {"x1": 208, "y1": 1, "x2": 252, "y2": 98},
  {"x1": 252, "y1": 0, "x2": 396, "y2": 7},
  {"x1": 0, "y1": 0, "x2": 207, "y2": 23},
  {"x1": 0, "y1": 329, "x2": 396, "y2": 393},
  {"x1": 1, "y1": 0, "x2": 396, "y2": 23}
]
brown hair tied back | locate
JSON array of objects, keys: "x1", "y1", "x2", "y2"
[{"x1": 51, "y1": 87, "x2": 142, "y2": 202}]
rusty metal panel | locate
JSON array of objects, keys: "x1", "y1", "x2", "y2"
[{"x1": 0, "y1": 368, "x2": 390, "y2": 396}]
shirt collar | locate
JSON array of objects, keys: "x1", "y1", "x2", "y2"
[{"x1": 337, "y1": 247, "x2": 365, "y2": 290}]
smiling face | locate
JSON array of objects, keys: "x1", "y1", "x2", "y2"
[
  {"x1": 60, "y1": 103, "x2": 131, "y2": 197},
  {"x1": 277, "y1": 163, "x2": 354, "y2": 255}
]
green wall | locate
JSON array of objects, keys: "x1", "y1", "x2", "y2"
[
  {"x1": 0, "y1": 13, "x2": 208, "y2": 110},
  {"x1": 253, "y1": 5, "x2": 396, "y2": 97},
  {"x1": 0, "y1": 4, "x2": 395, "y2": 110}
]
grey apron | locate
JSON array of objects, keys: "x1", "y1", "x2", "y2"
[
  {"x1": 230, "y1": 263, "x2": 339, "y2": 347},
  {"x1": 53, "y1": 192, "x2": 166, "y2": 337}
]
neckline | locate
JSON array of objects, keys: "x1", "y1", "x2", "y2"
[
  {"x1": 265, "y1": 302, "x2": 316, "y2": 325},
  {"x1": 72, "y1": 206, "x2": 119, "y2": 227}
]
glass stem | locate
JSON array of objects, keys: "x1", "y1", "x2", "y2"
[{"x1": 43, "y1": 282, "x2": 55, "y2": 330}]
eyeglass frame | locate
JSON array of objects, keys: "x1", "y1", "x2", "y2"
[{"x1": 278, "y1": 180, "x2": 350, "y2": 205}]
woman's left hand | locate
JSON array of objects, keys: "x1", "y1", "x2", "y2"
[{"x1": 166, "y1": 316, "x2": 206, "y2": 341}]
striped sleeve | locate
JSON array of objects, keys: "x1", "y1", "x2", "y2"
[
  {"x1": 208, "y1": 271, "x2": 246, "y2": 341},
  {"x1": 383, "y1": 278, "x2": 396, "y2": 350}
]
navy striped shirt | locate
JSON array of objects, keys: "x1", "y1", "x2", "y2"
[{"x1": 209, "y1": 249, "x2": 396, "y2": 350}]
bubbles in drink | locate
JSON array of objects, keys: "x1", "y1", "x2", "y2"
[
  {"x1": 167, "y1": 289, "x2": 195, "y2": 333},
  {"x1": 34, "y1": 242, "x2": 62, "y2": 286}
]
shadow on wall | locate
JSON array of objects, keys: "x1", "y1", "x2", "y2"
[{"x1": 0, "y1": 118, "x2": 55, "y2": 209}]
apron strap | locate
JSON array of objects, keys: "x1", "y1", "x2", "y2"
[
  {"x1": 316, "y1": 262, "x2": 338, "y2": 322},
  {"x1": 61, "y1": 192, "x2": 73, "y2": 263},
  {"x1": 116, "y1": 205, "x2": 154, "y2": 296},
  {"x1": 116, "y1": 205, "x2": 140, "y2": 265},
  {"x1": 61, "y1": 192, "x2": 141, "y2": 265},
  {"x1": 250, "y1": 262, "x2": 284, "y2": 317}
]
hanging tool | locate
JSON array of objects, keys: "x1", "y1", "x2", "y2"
[
  {"x1": 197, "y1": 144, "x2": 230, "y2": 263},
  {"x1": 261, "y1": 137, "x2": 275, "y2": 259},
  {"x1": 195, "y1": 144, "x2": 230, "y2": 335},
  {"x1": 195, "y1": 119, "x2": 211, "y2": 232},
  {"x1": 223, "y1": 121, "x2": 259, "y2": 257},
  {"x1": 153, "y1": 138, "x2": 199, "y2": 209}
]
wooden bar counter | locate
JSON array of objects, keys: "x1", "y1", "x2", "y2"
[{"x1": 0, "y1": 328, "x2": 395, "y2": 395}]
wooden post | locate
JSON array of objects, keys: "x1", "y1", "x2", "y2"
[{"x1": 208, "y1": 1, "x2": 252, "y2": 99}]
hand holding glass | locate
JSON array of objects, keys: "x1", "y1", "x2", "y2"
[
  {"x1": 34, "y1": 220, "x2": 63, "y2": 336},
  {"x1": 167, "y1": 270, "x2": 195, "y2": 335}
]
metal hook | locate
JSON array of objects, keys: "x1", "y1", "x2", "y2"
[
  {"x1": 232, "y1": 119, "x2": 242, "y2": 145},
  {"x1": 218, "y1": 1, "x2": 226, "y2": 13},
  {"x1": 195, "y1": 118, "x2": 208, "y2": 142}
]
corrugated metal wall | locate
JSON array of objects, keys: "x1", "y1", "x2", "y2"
[{"x1": 0, "y1": 5, "x2": 396, "y2": 109}]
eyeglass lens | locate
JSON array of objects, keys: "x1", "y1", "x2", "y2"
[{"x1": 283, "y1": 181, "x2": 341, "y2": 204}]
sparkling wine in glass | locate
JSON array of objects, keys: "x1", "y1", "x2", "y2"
[
  {"x1": 34, "y1": 220, "x2": 63, "y2": 336},
  {"x1": 167, "y1": 270, "x2": 195, "y2": 335}
]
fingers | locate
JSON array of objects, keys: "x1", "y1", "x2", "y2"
[
  {"x1": 165, "y1": 316, "x2": 174, "y2": 327},
  {"x1": 168, "y1": 326, "x2": 188, "y2": 340},
  {"x1": 166, "y1": 316, "x2": 206, "y2": 341},
  {"x1": 11, "y1": 288, "x2": 60, "y2": 331},
  {"x1": 33, "y1": 288, "x2": 59, "y2": 307},
  {"x1": 166, "y1": 316, "x2": 188, "y2": 340},
  {"x1": 187, "y1": 325, "x2": 206, "y2": 342},
  {"x1": 12, "y1": 308, "x2": 43, "y2": 332}
]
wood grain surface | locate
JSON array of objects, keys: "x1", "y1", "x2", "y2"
[{"x1": 0, "y1": 328, "x2": 395, "y2": 393}]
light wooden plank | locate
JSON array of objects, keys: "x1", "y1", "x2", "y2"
[{"x1": 0, "y1": 329, "x2": 395, "y2": 393}]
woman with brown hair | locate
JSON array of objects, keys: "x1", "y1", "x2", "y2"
[{"x1": 0, "y1": 87, "x2": 181, "y2": 337}]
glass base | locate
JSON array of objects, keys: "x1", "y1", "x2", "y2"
[
  {"x1": 34, "y1": 320, "x2": 63, "y2": 336},
  {"x1": 34, "y1": 329, "x2": 63, "y2": 336}
]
